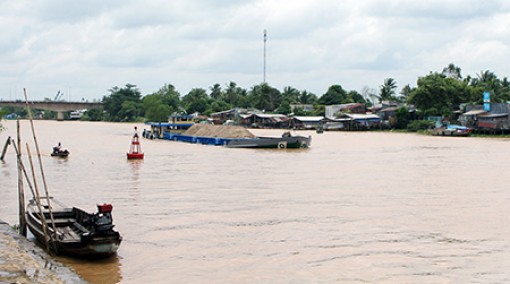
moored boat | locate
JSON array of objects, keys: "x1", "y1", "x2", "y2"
[
  {"x1": 431, "y1": 124, "x2": 471, "y2": 137},
  {"x1": 151, "y1": 124, "x2": 312, "y2": 149},
  {"x1": 226, "y1": 132, "x2": 311, "y2": 149},
  {"x1": 25, "y1": 197, "x2": 122, "y2": 258}
]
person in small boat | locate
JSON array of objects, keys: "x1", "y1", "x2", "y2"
[{"x1": 53, "y1": 142, "x2": 62, "y2": 153}]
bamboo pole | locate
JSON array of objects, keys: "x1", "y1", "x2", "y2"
[
  {"x1": 10, "y1": 139, "x2": 37, "y2": 199},
  {"x1": 17, "y1": 120, "x2": 26, "y2": 236},
  {"x1": 26, "y1": 144, "x2": 50, "y2": 252},
  {"x1": 23, "y1": 88, "x2": 57, "y2": 248}
]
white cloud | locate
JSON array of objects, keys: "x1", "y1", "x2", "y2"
[{"x1": 1, "y1": 0, "x2": 510, "y2": 101}]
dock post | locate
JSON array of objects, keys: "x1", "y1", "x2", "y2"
[
  {"x1": 16, "y1": 121, "x2": 27, "y2": 236},
  {"x1": 0, "y1": 136, "x2": 10, "y2": 161}
]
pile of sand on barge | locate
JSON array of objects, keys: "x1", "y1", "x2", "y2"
[{"x1": 184, "y1": 124, "x2": 256, "y2": 138}]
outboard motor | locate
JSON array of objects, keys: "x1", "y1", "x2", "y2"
[{"x1": 94, "y1": 204, "x2": 114, "y2": 232}]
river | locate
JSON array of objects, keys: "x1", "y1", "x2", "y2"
[{"x1": 1, "y1": 120, "x2": 509, "y2": 283}]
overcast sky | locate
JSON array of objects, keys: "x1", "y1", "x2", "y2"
[{"x1": 2, "y1": 0, "x2": 510, "y2": 101}]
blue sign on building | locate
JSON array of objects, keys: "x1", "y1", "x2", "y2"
[{"x1": 483, "y1": 91, "x2": 491, "y2": 111}]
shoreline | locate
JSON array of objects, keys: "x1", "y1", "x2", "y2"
[{"x1": 0, "y1": 220, "x2": 86, "y2": 284}]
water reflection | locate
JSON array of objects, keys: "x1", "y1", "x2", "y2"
[
  {"x1": 127, "y1": 159, "x2": 143, "y2": 182},
  {"x1": 56, "y1": 254, "x2": 122, "y2": 284}
]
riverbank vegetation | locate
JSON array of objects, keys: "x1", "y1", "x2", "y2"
[{"x1": 2, "y1": 63, "x2": 509, "y2": 131}]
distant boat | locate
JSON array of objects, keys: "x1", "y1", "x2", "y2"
[
  {"x1": 51, "y1": 144, "x2": 69, "y2": 157},
  {"x1": 25, "y1": 197, "x2": 122, "y2": 258},
  {"x1": 431, "y1": 124, "x2": 471, "y2": 137},
  {"x1": 51, "y1": 149, "x2": 69, "y2": 157},
  {"x1": 127, "y1": 127, "x2": 144, "y2": 159},
  {"x1": 225, "y1": 132, "x2": 311, "y2": 149}
]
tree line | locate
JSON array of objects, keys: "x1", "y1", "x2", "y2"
[{"x1": 2, "y1": 64, "x2": 509, "y2": 124}]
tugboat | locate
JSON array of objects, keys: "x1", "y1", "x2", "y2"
[{"x1": 127, "y1": 126, "x2": 144, "y2": 159}]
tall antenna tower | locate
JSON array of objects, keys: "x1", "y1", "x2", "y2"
[{"x1": 263, "y1": 29, "x2": 267, "y2": 83}]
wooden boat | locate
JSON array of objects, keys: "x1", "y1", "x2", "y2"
[
  {"x1": 226, "y1": 132, "x2": 311, "y2": 149},
  {"x1": 25, "y1": 197, "x2": 122, "y2": 258},
  {"x1": 127, "y1": 127, "x2": 144, "y2": 159},
  {"x1": 51, "y1": 143, "x2": 69, "y2": 157},
  {"x1": 51, "y1": 149, "x2": 69, "y2": 157}
]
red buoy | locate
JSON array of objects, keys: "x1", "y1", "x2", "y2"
[{"x1": 127, "y1": 126, "x2": 144, "y2": 159}]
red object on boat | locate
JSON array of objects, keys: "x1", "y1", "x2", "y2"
[
  {"x1": 98, "y1": 203, "x2": 113, "y2": 213},
  {"x1": 127, "y1": 127, "x2": 144, "y2": 159}
]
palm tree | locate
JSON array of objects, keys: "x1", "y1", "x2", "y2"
[
  {"x1": 379, "y1": 78, "x2": 397, "y2": 102},
  {"x1": 442, "y1": 63, "x2": 462, "y2": 79},
  {"x1": 209, "y1": 83, "x2": 222, "y2": 100}
]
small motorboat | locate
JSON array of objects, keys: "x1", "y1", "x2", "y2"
[
  {"x1": 51, "y1": 149, "x2": 69, "y2": 157},
  {"x1": 25, "y1": 197, "x2": 122, "y2": 258},
  {"x1": 51, "y1": 142, "x2": 69, "y2": 157}
]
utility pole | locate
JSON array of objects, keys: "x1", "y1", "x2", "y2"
[{"x1": 263, "y1": 29, "x2": 267, "y2": 83}]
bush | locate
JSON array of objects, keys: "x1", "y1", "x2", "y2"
[{"x1": 407, "y1": 120, "x2": 434, "y2": 132}]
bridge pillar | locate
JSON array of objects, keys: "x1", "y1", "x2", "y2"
[{"x1": 57, "y1": 111, "x2": 65, "y2": 121}]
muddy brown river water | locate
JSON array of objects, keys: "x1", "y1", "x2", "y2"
[{"x1": 1, "y1": 120, "x2": 510, "y2": 283}]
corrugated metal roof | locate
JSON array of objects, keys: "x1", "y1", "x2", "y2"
[
  {"x1": 479, "y1": 113, "x2": 508, "y2": 118},
  {"x1": 463, "y1": 109, "x2": 487, "y2": 115},
  {"x1": 293, "y1": 116, "x2": 324, "y2": 122},
  {"x1": 254, "y1": 113, "x2": 287, "y2": 119},
  {"x1": 239, "y1": 114, "x2": 253, "y2": 119},
  {"x1": 347, "y1": 114, "x2": 380, "y2": 119}
]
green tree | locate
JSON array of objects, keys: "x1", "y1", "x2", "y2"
[
  {"x1": 379, "y1": 78, "x2": 397, "y2": 102},
  {"x1": 408, "y1": 72, "x2": 477, "y2": 117},
  {"x1": 347, "y1": 90, "x2": 366, "y2": 104},
  {"x1": 223, "y1": 81, "x2": 247, "y2": 107},
  {"x1": 281, "y1": 86, "x2": 300, "y2": 104},
  {"x1": 118, "y1": 100, "x2": 140, "y2": 122},
  {"x1": 157, "y1": 84, "x2": 181, "y2": 111},
  {"x1": 210, "y1": 83, "x2": 222, "y2": 100},
  {"x1": 395, "y1": 106, "x2": 410, "y2": 129},
  {"x1": 292, "y1": 107, "x2": 312, "y2": 116},
  {"x1": 143, "y1": 94, "x2": 172, "y2": 122},
  {"x1": 102, "y1": 84, "x2": 142, "y2": 121},
  {"x1": 311, "y1": 105, "x2": 325, "y2": 116},
  {"x1": 207, "y1": 100, "x2": 232, "y2": 114},
  {"x1": 1, "y1": 106, "x2": 28, "y2": 119},
  {"x1": 400, "y1": 84, "x2": 413, "y2": 103},
  {"x1": 298, "y1": 90, "x2": 318, "y2": 104},
  {"x1": 470, "y1": 70, "x2": 510, "y2": 103},
  {"x1": 182, "y1": 88, "x2": 209, "y2": 114},
  {"x1": 248, "y1": 83, "x2": 281, "y2": 112},
  {"x1": 442, "y1": 63, "x2": 462, "y2": 79},
  {"x1": 82, "y1": 109, "x2": 103, "y2": 121},
  {"x1": 318, "y1": 85, "x2": 349, "y2": 105},
  {"x1": 142, "y1": 84, "x2": 181, "y2": 121},
  {"x1": 276, "y1": 101, "x2": 292, "y2": 114}
]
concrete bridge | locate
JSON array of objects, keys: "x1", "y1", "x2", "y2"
[{"x1": 0, "y1": 100, "x2": 103, "y2": 120}]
